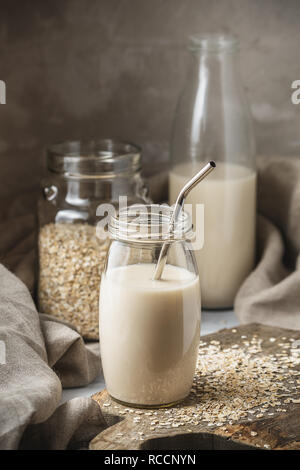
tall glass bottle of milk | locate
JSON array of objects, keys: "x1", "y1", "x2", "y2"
[{"x1": 169, "y1": 34, "x2": 256, "y2": 309}]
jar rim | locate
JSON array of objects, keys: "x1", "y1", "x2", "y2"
[
  {"x1": 46, "y1": 139, "x2": 142, "y2": 178},
  {"x1": 108, "y1": 204, "x2": 193, "y2": 243},
  {"x1": 188, "y1": 33, "x2": 238, "y2": 53}
]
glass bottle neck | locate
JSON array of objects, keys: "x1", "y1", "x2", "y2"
[
  {"x1": 188, "y1": 48, "x2": 241, "y2": 90},
  {"x1": 169, "y1": 34, "x2": 255, "y2": 170},
  {"x1": 187, "y1": 34, "x2": 242, "y2": 102}
]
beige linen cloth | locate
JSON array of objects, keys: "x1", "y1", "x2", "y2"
[
  {"x1": 0, "y1": 195, "x2": 106, "y2": 450},
  {"x1": 235, "y1": 156, "x2": 300, "y2": 329}
]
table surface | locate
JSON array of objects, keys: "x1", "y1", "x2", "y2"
[{"x1": 61, "y1": 309, "x2": 239, "y2": 404}]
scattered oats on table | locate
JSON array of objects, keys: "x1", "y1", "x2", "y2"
[
  {"x1": 38, "y1": 223, "x2": 110, "y2": 340},
  {"x1": 99, "y1": 334, "x2": 300, "y2": 437}
]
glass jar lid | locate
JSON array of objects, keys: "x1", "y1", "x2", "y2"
[
  {"x1": 47, "y1": 139, "x2": 141, "y2": 179},
  {"x1": 108, "y1": 204, "x2": 193, "y2": 243}
]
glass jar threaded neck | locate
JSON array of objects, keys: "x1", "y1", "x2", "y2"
[
  {"x1": 108, "y1": 204, "x2": 193, "y2": 244},
  {"x1": 46, "y1": 139, "x2": 142, "y2": 179}
]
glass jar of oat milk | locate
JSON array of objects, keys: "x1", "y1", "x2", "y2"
[
  {"x1": 100, "y1": 204, "x2": 201, "y2": 407},
  {"x1": 169, "y1": 34, "x2": 256, "y2": 309},
  {"x1": 38, "y1": 140, "x2": 149, "y2": 340}
]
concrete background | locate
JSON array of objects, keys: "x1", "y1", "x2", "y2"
[{"x1": 0, "y1": 0, "x2": 300, "y2": 202}]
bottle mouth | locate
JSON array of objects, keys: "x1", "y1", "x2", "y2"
[
  {"x1": 108, "y1": 204, "x2": 193, "y2": 243},
  {"x1": 188, "y1": 33, "x2": 238, "y2": 53},
  {"x1": 47, "y1": 139, "x2": 141, "y2": 179}
]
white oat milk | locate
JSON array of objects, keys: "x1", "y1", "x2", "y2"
[
  {"x1": 99, "y1": 263, "x2": 201, "y2": 407},
  {"x1": 169, "y1": 162, "x2": 256, "y2": 309}
]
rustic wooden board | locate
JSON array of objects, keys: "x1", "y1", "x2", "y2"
[{"x1": 90, "y1": 323, "x2": 300, "y2": 450}]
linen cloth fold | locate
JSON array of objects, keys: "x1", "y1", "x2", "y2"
[
  {"x1": 235, "y1": 156, "x2": 300, "y2": 329},
  {"x1": 0, "y1": 264, "x2": 105, "y2": 449}
]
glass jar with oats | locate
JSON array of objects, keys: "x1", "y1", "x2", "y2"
[{"x1": 38, "y1": 140, "x2": 150, "y2": 340}]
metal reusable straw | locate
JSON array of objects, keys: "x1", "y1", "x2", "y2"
[{"x1": 153, "y1": 161, "x2": 216, "y2": 280}]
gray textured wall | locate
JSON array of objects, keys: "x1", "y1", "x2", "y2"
[{"x1": 0, "y1": 0, "x2": 300, "y2": 202}]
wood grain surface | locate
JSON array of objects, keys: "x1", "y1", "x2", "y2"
[{"x1": 91, "y1": 323, "x2": 300, "y2": 450}]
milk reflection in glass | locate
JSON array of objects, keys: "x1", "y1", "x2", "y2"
[
  {"x1": 169, "y1": 162, "x2": 256, "y2": 309},
  {"x1": 99, "y1": 263, "x2": 201, "y2": 406}
]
